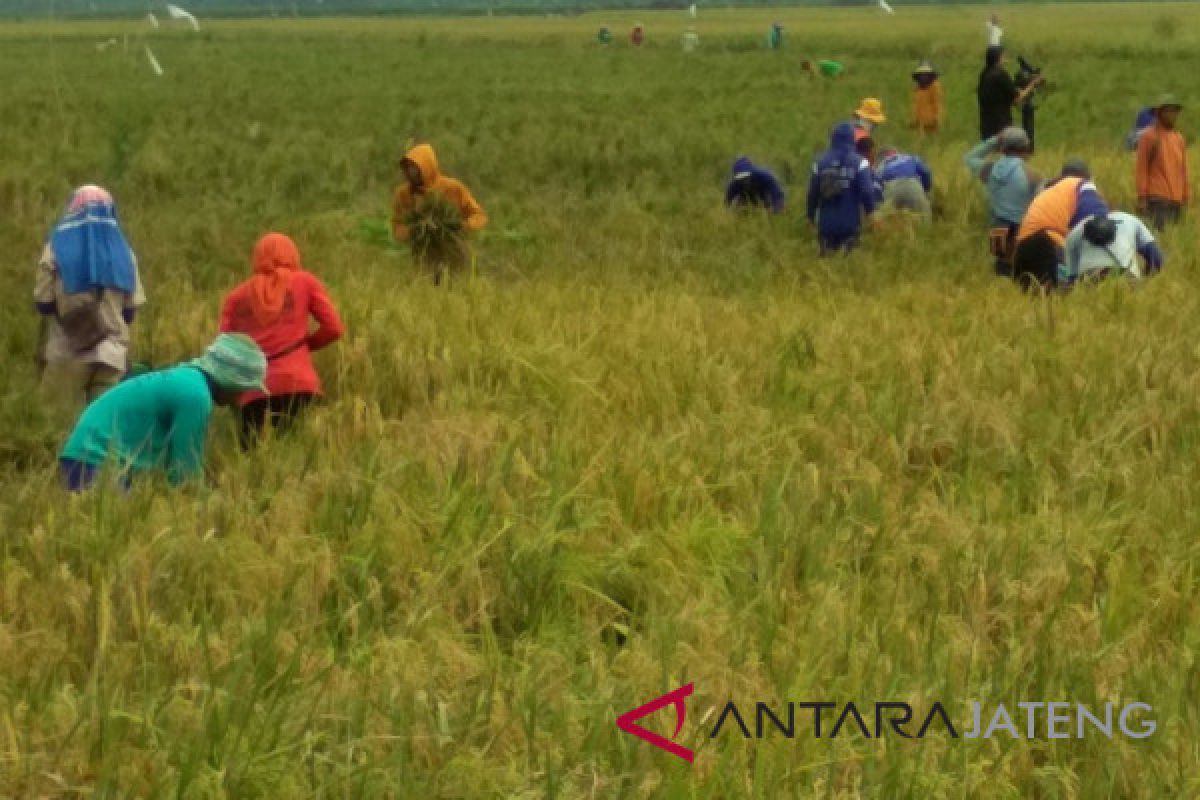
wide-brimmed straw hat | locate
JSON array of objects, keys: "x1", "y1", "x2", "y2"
[{"x1": 855, "y1": 97, "x2": 887, "y2": 124}]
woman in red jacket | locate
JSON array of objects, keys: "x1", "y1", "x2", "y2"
[{"x1": 220, "y1": 233, "x2": 345, "y2": 448}]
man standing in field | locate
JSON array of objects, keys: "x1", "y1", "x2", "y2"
[
  {"x1": 986, "y1": 14, "x2": 1003, "y2": 47},
  {"x1": 1135, "y1": 95, "x2": 1189, "y2": 230},
  {"x1": 806, "y1": 122, "x2": 878, "y2": 255},
  {"x1": 392, "y1": 143, "x2": 488, "y2": 282}
]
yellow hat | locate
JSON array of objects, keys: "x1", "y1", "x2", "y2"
[{"x1": 855, "y1": 97, "x2": 887, "y2": 124}]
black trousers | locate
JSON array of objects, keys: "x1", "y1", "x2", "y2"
[
  {"x1": 1012, "y1": 231, "x2": 1061, "y2": 291},
  {"x1": 1021, "y1": 106, "x2": 1036, "y2": 153},
  {"x1": 237, "y1": 392, "x2": 315, "y2": 450}
]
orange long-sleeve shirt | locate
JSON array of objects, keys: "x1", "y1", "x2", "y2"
[
  {"x1": 1136, "y1": 124, "x2": 1190, "y2": 204},
  {"x1": 392, "y1": 144, "x2": 488, "y2": 241},
  {"x1": 911, "y1": 81, "x2": 944, "y2": 133}
]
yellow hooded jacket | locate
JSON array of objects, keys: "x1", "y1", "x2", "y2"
[{"x1": 392, "y1": 144, "x2": 488, "y2": 241}]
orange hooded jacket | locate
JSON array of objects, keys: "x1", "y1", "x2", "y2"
[{"x1": 392, "y1": 144, "x2": 488, "y2": 241}]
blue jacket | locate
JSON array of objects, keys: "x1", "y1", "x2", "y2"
[
  {"x1": 1126, "y1": 107, "x2": 1155, "y2": 151},
  {"x1": 725, "y1": 157, "x2": 785, "y2": 213},
  {"x1": 878, "y1": 152, "x2": 933, "y2": 193},
  {"x1": 806, "y1": 123, "x2": 877, "y2": 237},
  {"x1": 964, "y1": 136, "x2": 1039, "y2": 226}
]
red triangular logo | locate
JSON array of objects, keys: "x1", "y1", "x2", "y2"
[{"x1": 616, "y1": 683, "x2": 695, "y2": 763}]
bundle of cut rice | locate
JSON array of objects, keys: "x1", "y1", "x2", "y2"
[{"x1": 405, "y1": 193, "x2": 468, "y2": 275}]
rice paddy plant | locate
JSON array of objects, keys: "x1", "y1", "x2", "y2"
[{"x1": 1, "y1": 4, "x2": 1200, "y2": 798}]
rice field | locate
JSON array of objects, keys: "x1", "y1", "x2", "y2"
[{"x1": 1, "y1": 4, "x2": 1200, "y2": 797}]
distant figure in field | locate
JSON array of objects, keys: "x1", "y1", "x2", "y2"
[
  {"x1": 911, "y1": 61, "x2": 944, "y2": 135},
  {"x1": 807, "y1": 122, "x2": 878, "y2": 255},
  {"x1": 681, "y1": 26, "x2": 699, "y2": 52},
  {"x1": 219, "y1": 233, "x2": 345, "y2": 450},
  {"x1": 853, "y1": 97, "x2": 887, "y2": 144},
  {"x1": 986, "y1": 14, "x2": 1003, "y2": 47},
  {"x1": 597, "y1": 26, "x2": 612, "y2": 45},
  {"x1": 59, "y1": 333, "x2": 267, "y2": 491},
  {"x1": 876, "y1": 147, "x2": 933, "y2": 221},
  {"x1": 1013, "y1": 55, "x2": 1043, "y2": 152},
  {"x1": 1135, "y1": 94, "x2": 1189, "y2": 230},
  {"x1": 392, "y1": 143, "x2": 488, "y2": 282},
  {"x1": 1060, "y1": 211, "x2": 1163, "y2": 287},
  {"x1": 768, "y1": 22, "x2": 783, "y2": 50},
  {"x1": 725, "y1": 157, "x2": 785, "y2": 214},
  {"x1": 964, "y1": 126, "x2": 1042, "y2": 276},
  {"x1": 1125, "y1": 106, "x2": 1155, "y2": 151},
  {"x1": 631, "y1": 23, "x2": 645, "y2": 46},
  {"x1": 34, "y1": 185, "x2": 146, "y2": 419},
  {"x1": 801, "y1": 59, "x2": 845, "y2": 79},
  {"x1": 977, "y1": 46, "x2": 1041, "y2": 141},
  {"x1": 1012, "y1": 159, "x2": 1108, "y2": 289}
]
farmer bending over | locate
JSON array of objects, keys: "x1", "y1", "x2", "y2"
[{"x1": 59, "y1": 333, "x2": 267, "y2": 491}]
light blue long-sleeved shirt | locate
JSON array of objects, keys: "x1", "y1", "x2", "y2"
[
  {"x1": 61, "y1": 365, "x2": 214, "y2": 486},
  {"x1": 964, "y1": 137, "x2": 1039, "y2": 226},
  {"x1": 1061, "y1": 211, "x2": 1163, "y2": 284}
]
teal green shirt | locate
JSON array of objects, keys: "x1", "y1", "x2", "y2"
[{"x1": 62, "y1": 365, "x2": 214, "y2": 486}]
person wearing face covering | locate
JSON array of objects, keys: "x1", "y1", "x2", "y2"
[
  {"x1": 34, "y1": 185, "x2": 147, "y2": 417},
  {"x1": 219, "y1": 233, "x2": 344, "y2": 449}
]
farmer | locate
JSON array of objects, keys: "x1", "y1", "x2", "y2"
[
  {"x1": 801, "y1": 59, "x2": 845, "y2": 79},
  {"x1": 1012, "y1": 159, "x2": 1108, "y2": 289},
  {"x1": 681, "y1": 26, "x2": 699, "y2": 53},
  {"x1": 1135, "y1": 94, "x2": 1190, "y2": 230},
  {"x1": 392, "y1": 143, "x2": 488, "y2": 281},
  {"x1": 964, "y1": 126, "x2": 1042, "y2": 276},
  {"x1": 911, "y1": 61, "x2": 944, "y2": 135},
  {"x1": 986, "y1": 13, "x2": 1003, "y2": 47},
  {"x1": 34, "y1": 185, "x2": 147, "y2": 418},
  {"x1": 59, "y1": 333, "x2": 267, "y2": 491},
  {"x1": 597, "y1": 26, "x2": 612, "y2": 45},
  {"x1": 876, "y1": 147, "x2": 933, "y2": 221},
  {"x1": 853, "y1": 98, "x2": 887, "y2": 143},
  {"x1": 631, "y1": 23, "x2": 645, "y2": 46},
  {"x1": 806, "y1": 122, "x2": 877, "y2": 256},
  {"x1": 219, "y1": 233, "x2": 345, "y2": 449},
  {"x1": 725, "y1": 157, "x2": 785, "y2": 213},
  {"x1": 1061, "y1": 211, "x2": 1163, "y2": 286},
  {"x1": 768, "y1": 22, "x2": 783, "y2": 50},
  {"x1": 1013, "y1": 56, "x2": 1043, "y2": 152},
  {"x1": 977, "y1": 46, "x2": 1041, "y2": 141}
]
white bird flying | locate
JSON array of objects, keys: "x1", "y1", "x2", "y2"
[
  {"x1": 166, "y1": 4, "x2": 200, "y2": 32},
  {"x1": 145, "y1": 12, "x2": 160, "y2": 28},
  {"x1": 144, "y1": 45, "x2": 164, "y2": 76},
  {"x1": 878, "y1": 0, "x2": 895, "y2": 12},
  {"x1": 688, "y1": 4, "x2": 696, "y2": 18}
]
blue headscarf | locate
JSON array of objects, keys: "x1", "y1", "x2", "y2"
[{"x1": 49, "y1": 185, "x2": 136, "y2": 295}]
